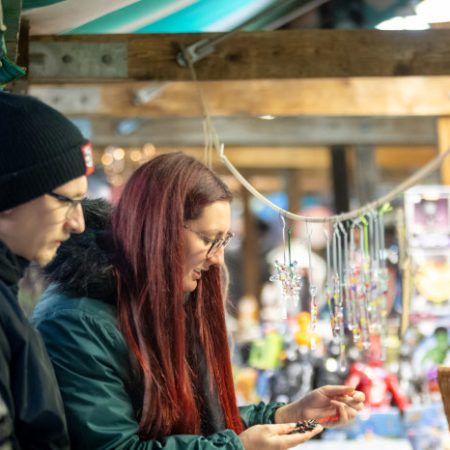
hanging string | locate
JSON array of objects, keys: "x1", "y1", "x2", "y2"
[
  {"x1": 220, "y1": 144, "x2": 450, "y2": 223},
  {"x1": 179, "y1": 45, "x2": 450, "y2": 223},
  {"x1": 180, "y1": 43, "x2": 216, "y2": 169}
]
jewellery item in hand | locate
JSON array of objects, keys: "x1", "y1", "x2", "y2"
[
  {"x1": 317, "y1": 414, "x2": 340, "y2": 425},
  {"x1": 288, "y1": 419, "x2": 319, "y2": 434}
]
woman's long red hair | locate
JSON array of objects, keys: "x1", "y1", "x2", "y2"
[{"x1": 111, "y1": 153, "x2": 243, "y2": 439}]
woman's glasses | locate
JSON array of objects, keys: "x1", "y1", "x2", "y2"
[{"x1": 184, "y1": 225, "x2": 234, "y2": 256}]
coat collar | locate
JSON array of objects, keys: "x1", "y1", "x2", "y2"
[{"x1": 0, "y1": 241, "x2": 29, "y2": 288}]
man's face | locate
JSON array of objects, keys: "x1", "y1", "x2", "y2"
[{"x1": 0, "y1": 176, "x2": 87, "y2": 266}]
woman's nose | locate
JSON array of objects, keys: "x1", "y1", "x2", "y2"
[{"x1": 207, "y1": 246, "x2": 225, "y2": 266}]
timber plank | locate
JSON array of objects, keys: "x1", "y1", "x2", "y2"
[
  {"x1": 29, "y1": 29, "x2": 450, "y2": 82},
  {"x1": 29, "y1": 77, "x2": 450, "y2": 117},
  {"x1": 88, "y1": 116, "x2": 436, "y2": 147}
]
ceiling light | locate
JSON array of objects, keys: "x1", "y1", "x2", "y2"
[
  {"x1": 376, "y1": 15, "x2": 430, "y2": 30},
  {"x1": 113, "y1": 148, "x2": 125, "y2": 160},
  {"x1": 415, "y1": 0, "x2": 450, "y2": 23}
]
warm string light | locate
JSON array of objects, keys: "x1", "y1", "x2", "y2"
[{"x1": 100, "y1": 144, "x2": 156, "y2": 186}]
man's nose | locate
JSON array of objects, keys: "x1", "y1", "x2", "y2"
[{"x1": 66, "y1": 203, "x2": 85, "y2": 234}]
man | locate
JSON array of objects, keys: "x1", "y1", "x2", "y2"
[{"x1": 0, "y1": 91, "x2": 94, "y2": 449}]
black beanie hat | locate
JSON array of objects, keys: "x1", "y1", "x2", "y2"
[{"x1": 0, "y1": 91, "x2": 95, "y2": 212}]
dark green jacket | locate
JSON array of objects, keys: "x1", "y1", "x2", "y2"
[{"x1": 32, "y1": 288, "x2": 282, "y2": 450}]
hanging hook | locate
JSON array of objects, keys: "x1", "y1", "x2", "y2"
[
  {"x1": 279, "y1": 212, "x2": 287, "y2": 265},
  {"x1": 306, "y1": 221, "x2": 313, "y2": 284}
]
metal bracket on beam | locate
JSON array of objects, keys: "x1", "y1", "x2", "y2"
[
  {"x1": 175, "y1": 0, "x2": 328, "y2": 67},
  {"x1": 28, "y1": 86, "x2": 102, "y2": 113},
  {"x1": 29, "y1": 41, "x2": 127, "y2": 80},
  {"x1": 176, "y1": 39, "x2": 215, "y2": 67}
]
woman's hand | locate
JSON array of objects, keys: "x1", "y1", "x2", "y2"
[
  {"x1": 275, "y1": 385, "x2": 365, "y2": 427},
  {"x1": 239, "y1": 423, "x2": 323, "y2": 450}
]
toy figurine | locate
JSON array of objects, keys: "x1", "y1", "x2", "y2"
[{"x1": 345, "y1": 337, "x2": 410, "y2": 412}]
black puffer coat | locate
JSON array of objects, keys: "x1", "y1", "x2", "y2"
[{"x1": 0, "y1": 242, "x2": 69, "y2": 449}]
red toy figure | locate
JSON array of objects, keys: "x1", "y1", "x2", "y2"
[{"x1": 345, "y1": 336, "x2": 410, "y2": 412}]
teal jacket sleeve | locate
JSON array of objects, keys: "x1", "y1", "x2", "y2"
[
  {"x1": 34, "y1": 307, "x2": 244, "y2": 450},
  {"x1": 239, "y1": 402, "x2": 284, "y2": 428}
]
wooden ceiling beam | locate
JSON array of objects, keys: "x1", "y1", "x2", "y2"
[
  {"x1": 88, "y1": 116, "x2": 436, "y2": 147},
  {"x1": 375, "y1": 146, "x2": 436, "y2": 169},
  {"x1": 150, "y1": 146, "x2": 331, "y2": 170},
  {"x1": 29, "y1": 76, "x2": 450, "y2": 118},
  {"x1": 28, "y1": 29, "x2": 450, "y2": 83},
  {"x1": 94, "y1": 145, "x2": 438, "y2": 171}
]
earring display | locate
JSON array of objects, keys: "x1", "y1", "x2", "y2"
[
  {"x1": 268, "y1": 200, "x2": 400, "y2": 371},
  {"x1": 270, "y1": 215, "x2": 302, "y2": 319}
]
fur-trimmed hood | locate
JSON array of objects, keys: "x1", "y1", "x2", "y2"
[{"x1": 44, "y1": 198, "x2": 116, "y2": 302}]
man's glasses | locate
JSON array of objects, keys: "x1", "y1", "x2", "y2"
[
  {"x1": 47, "y1": 192, "x2": 85, "y2": 217},
  {"x1": 184, "y1": 225, "x2": 234, "y2": 256}
]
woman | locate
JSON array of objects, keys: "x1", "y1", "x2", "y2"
[{"x1": 32, "y1": 153, "x2": 364, "y2": 449}]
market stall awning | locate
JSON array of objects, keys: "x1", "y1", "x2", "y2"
[{"x1": 22, "y1": 0, "x2": 414, "y2": 35}]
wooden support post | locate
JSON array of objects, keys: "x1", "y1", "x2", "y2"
[
  {"x1": 331, "y1": 146, "x2": 350, "y2": 214},
  {"x1": 354, "y1": 145, "x2": 379, "y2": 203},
  {"x1": 437, "y1": 117, "x2": 450, "y2": 185},
  {"x1": 286, "y1": 169, "x2": 302, "y2": 213}
]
